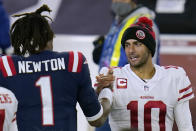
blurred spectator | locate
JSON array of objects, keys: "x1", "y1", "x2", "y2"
[
  {"x1": 0, "y1": 0, "x2": 13, "y2": 54},
  {"x1": 92, "y1": 0, "x2": 160, "y2": 72}
]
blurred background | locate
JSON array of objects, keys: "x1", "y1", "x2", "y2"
[
  {"x1": 4, "y1": 0, "x2": 196, "y2": 34},
  {"x1": 2, "y1": 0, "x2": 196, "y2": 130}
]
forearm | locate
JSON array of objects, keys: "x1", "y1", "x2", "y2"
[
  {"x1": 100, "y1": 97, "x2": 112, "y2": 121},
  {"x1": 89, "y1": 98, "x2": 111, "y2": 127},
  {"x1": 174, "y1": 101, "x2": 194, "y2": 131},
  {"x1": 89, "y1": 88, "x2": 112, "y2": 127}
]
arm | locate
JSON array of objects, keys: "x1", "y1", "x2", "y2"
[
  {"x1": 89, "y1": 69, "x2": 114, "y2": 126},
  {"x1": 88, "y1": 97, "x2": 111, "y2": 127},
  {"x1": 76, "y1": 53, "x2": 113, "y2": 127},
  {"x1": 174, "y1": 101, "x2": 194, "y2": 131},
  {"x1": 174, "y1": 67, "x2": 194, "y2": 131}
]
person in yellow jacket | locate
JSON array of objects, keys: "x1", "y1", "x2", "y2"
[
  {"x1": 93, "y1": 0, "x2": 160, "y2": 70},
  {"x1": 93, "y1": 0, "x2": 161, "y2": 131}
]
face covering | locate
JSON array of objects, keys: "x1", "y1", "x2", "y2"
[{"x1": 111, "y1": 2, "x2": 132, "y2": 16}]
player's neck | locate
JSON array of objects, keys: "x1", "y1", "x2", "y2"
[
  {"x1": 131, "y1": 60, "x2": 155, "y2": 80},
  {"x1": 43, "y1": 40, "x2": 53, "y2": 51}
]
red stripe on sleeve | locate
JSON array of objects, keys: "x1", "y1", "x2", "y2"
[
  {"x1": 0, "y1": 57, "x2": 8, "y2": 77},
  {"x1": 77, "y1": 52, "x2": 83, "y2": 73},
  {"x1": 12, "y1": 117, "x2": 16, "y2": 123},
  {"x1": 7, "y1": 56, "x2": 16, "y2": 76},
  {"x1": 179, "y1": 85, "x2": 192, "y2": 93},
  {"x1": 68, "y1": 51, "x2": 74, "y2": 72},
  {"x1": 178, "y1": 92, "x2": 194, "y2": 101},
  {"x1": 12, "y1": 112, "x2": 16, "y2": 122}
]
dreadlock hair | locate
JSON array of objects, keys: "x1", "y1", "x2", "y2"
[{"x1": 10, "y1": 4, "x2": 54, "y2": 56}]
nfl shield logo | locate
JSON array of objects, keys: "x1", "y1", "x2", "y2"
[{"x1": 144, "y1": 85, "x2": 149, "y2": 91}]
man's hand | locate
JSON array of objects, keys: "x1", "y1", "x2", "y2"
[{"x1": 95, "y1": 69, "x2": 115, "y2": 95}]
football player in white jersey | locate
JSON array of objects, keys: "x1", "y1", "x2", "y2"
[
  {"x1": 95, "y1": 16, "x2": 194, "y2": 131},
  {"x1": 0, "y1": 87, "x2": 18, "y2": 131}
]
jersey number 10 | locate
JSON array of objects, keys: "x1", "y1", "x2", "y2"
[{"x1": 127, "y1": 101, "x2": 166, "y2": 131}]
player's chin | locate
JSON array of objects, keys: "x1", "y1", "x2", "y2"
[
  {"x1": 129, "y1": 60, "x2": 142, "y2": 67},
  {"x1": 130, "y1": 63, "x2": 138, "y2": 67}
]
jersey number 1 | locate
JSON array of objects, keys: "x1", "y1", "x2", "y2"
[
  {"x1": 127, "y1": 101, "x2": 166, "y2": 131},
  {"x1": 36, "y1": 76, "x2": 54, "y2": 126}
]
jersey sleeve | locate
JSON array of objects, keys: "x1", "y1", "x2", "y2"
[
  {"x1": 0, "y1": 87, "x2": 18, "y2": 131},
  {"x1": 76, "y1": 52, "x2": 103, "y2": 121},
  {"x1": 9, "y1": 95, "x2": 18, "y2": 131},
  {"x1": 177, "y1": 67, "x2": 194, "y2": 103},
  {"x1": 174, "y1": 101, "x2": 194, "y2": 131},
  {"x1": 7, "y1": 88, "x2": 18, "y2": 126},
  {"x1": 9, "y1": 107, "x2": 18, "y2": 131}
]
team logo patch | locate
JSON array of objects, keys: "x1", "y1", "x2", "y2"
[
  {"x1": 136, "y1": 30, "x2": 145, "y2": 39},
  {"x1": 117, "y1": 78, "x2": 127, "y2": 89}
]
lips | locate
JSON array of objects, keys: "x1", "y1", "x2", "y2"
[{"x1": 129, "y1": 55, "x2": 139, "y2": 62}]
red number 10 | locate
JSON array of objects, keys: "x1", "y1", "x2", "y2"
[{"x1": 127, "y1": 101, "x2": 166, "y2": 131}]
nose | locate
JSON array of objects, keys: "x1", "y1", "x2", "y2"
[{"x1": 126, "y1": 43, "x2": 135, "y2": 53}]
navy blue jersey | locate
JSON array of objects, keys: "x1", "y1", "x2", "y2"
[{"x1": 0, "y1": 50, "x2": 102, "y2": 131}]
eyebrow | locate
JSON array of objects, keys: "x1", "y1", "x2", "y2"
[
  {"x1": 125, "y1": 40, "x2": 138, "y2": 44},
  {"x1": 133, "y1": 41, "x2": 138, "y2": 44}
]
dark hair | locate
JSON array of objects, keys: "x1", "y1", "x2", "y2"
[{"x1": 10, "y1": 4, "x2": 54, "y2": 55}]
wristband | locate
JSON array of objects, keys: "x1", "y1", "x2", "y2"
[{"x1": 98, "y1": 88, "x2": 113, "y2": 105}]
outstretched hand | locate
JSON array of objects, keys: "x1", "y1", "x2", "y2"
[{"x1": 95, "y1": 69, "x2": 115, "y2": 95}]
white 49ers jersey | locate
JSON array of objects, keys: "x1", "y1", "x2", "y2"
[
  {"x1": 100, "y1": 64, "x2": 194, "y2": 131},
  {"x1": 0, "y1": 87, "x2": 18, "y2": 131}
]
